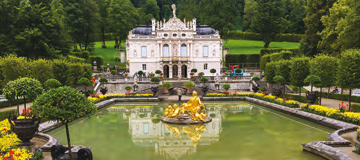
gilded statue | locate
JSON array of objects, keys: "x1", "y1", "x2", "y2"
[{"x1": 162, "y1": 91, "x2": 210, "y2": 123}]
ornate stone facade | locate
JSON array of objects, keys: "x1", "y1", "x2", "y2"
[{"x1": 126, "y1": 4, "x2": 223, "y2": 78}]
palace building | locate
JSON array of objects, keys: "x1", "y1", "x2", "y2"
[{"x1": 126, "y1": 4, "x2": 223, "y2": 78}]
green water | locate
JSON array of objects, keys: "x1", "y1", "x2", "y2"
[{"x1": 47, "y1": 101, "x2": 333, "y2": 160}]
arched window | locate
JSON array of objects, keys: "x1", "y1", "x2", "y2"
[
  {"x1": 163, "y1": 44, "x2": 169, "y2": 57},
  {"x1": 181, "y1": 44, "x2": 187, "y2": 57}
]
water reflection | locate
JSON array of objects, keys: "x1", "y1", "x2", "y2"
[{"x1": 106, "y1": 103, "x2": 255, "y2": 159}]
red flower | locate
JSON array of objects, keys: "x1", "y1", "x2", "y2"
[
  {"x1": 342, "y1": 101, "x2": 344, "y2": 104},
  {"x1": 339, "y1": 104, "x2": 341, "y2": 107},
  {"x1": 3, "y1": 157, "x2": 8, "y2": 160},
  {"x1": 346, "y1": 104, "x2": 349, "y2": 107},
  {"x1": 15, "y1": 153, "x2": 21, "y2": 157},
  {"x1": 350, "y1": 108, "x2": 353, "y2": 111},
  {"x1": 22, "y1": 109, "x2": 25, "y2": 114},
  {"x1": 3, "y1": 128, "x2": 6, "y2": 131},
  {"x1": 343, "y1": 106, "x2": 347, "y2": 109},
  {"x1": 9, "y1": 150, "x2": 14, "y2": 156}
]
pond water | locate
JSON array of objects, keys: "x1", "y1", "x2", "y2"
[{"x1": 47, "y1": 101, "x2": 333, "y2": 160}]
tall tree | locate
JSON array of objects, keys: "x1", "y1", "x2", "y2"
[
  {"x1": 108, "y1": 0, "x2": 139, "y2": 50},
  {"x1": 178, "y1": 0, "x2": 199, "y2": 21},
  {"x1": 198, "y1": 0, "x2": 243, "y2": 38},
  {"x1": 250, "y1": 0, "x2": 287, "y2": 48},
  {"x1": 300, "y1": 0, "x2": 336, "y2": 57},
  {"x1": 286, "y1": 0, "x2": 306, "y2": 34},
  {"x1": 142, "y1": 0, "x2": 160, "y2": 19},
  {"x1": 290, "y1": 57, "x2": 310, "y2": 96},
  {"x1": 97, "y1": 0, "x2": 111, "y2": 48},
  {"x1": 243, "y1": 0, "x2": 258, "y2": 32},
  {"x1": 63, "y1": 0, "x2": 100, "y2": 51}
]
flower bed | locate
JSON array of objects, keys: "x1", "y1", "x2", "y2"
[
  {"x1": 0, "y1": 119, "x2": 42, "y2": 160},
  {"x1": 90, "y1": 94, "x2": 154, "y2": 103},
  {"x1": 205, "y1": 93, "x2": 300, "y2": 108},
  {"x1": 300, "y1": 104, "x2": 360, "y2": 125}
]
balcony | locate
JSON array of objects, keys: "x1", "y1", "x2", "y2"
[{"x1": 162, "y1": 56, "x2": 188, "y2": 62}]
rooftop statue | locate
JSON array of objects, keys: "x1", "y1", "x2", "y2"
[
  {"x1": 171, "y1": 4, "x2": 176, "y2": 18},
  {"x1": 162, "y1": 91, "x2": 211, "y2": 124}
]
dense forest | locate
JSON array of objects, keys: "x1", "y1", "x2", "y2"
[{"x1": 0, "y1": 0, "x2": 359, "y2": 59}]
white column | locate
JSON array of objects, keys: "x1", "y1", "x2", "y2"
[
  {"x1": 169, "y1": 43, "x2": 172, "y2": 58},
  {"x1": 187, "y1": 43, "x2": 190, "y2": 57},
  {"x1": 169, "y1": 64, "x2": 173, "y2": 78},
  {"x1": 178, "y1": 42, "x2": 181, "y2": 57}
]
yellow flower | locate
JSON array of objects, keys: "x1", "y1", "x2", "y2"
[
  {"x1": 275, "y1": 98, "x2": 284, "y2": 103},
  {"x1": 264, "y1": 95, "x2": 276, "y2": 100},
  {"x1": 285, "y1": 100, "x2": 299, "y2": 105},
  {"x1": 254, "y1": 93, "x2": 264, "y2": 97}
]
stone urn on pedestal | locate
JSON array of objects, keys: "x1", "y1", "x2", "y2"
[
  {"x1": 201, "y1": 86, "x2": 209, "y2": 96},
  {"x1": 151, "y1": 86, "x2": 159, "y2": 97},
  {"x1": 272, "y1": 88, "x2": 283, "y2": 97},
  {"x1": 100, "y1": 87, "x2": 108, "y2": 95},
  {"x1": 306, "y1": 91, "x2": 319, "y2": 104},
  {"x1": 8, "y1": 115, "x2": 41, "y2": 146}
]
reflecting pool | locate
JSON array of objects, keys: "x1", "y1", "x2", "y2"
[{"x1": 47, "y1": 101, "x2": 333, "y2": 160}]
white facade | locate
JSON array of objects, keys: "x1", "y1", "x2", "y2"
[{"x1": 126, "y1": 8, "x2": 223, "y2": 78}]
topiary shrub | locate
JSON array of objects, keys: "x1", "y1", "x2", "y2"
[
  {"x1": 184, "y1": 81, "x2": 194, "y2": 90},
  {"x1": 78, "y1": 78, "x2": 92, "y2": 91},
  {"x1": 235, "y1": 68, "x2": 242, "y2": 74},
  {"x1": 137, "y1": 70, "x2": 144, "y2": 75},
  {"x1": 155, "y1": 70, "x2": 162, "y2": 74},
  {"x1": 191, "y1": 68, "x2": 197, "y2": 73},
  {"x1": 259, "y1": 86, "x2": 267, "y2": 92},
  {"x1": 198, "y1": 72, "x2": 204, "y2": 77},
  {"x1": 252, "y1": 76, "x2": 260, "y2": 81},
  {"x1": 32, "y1": 87, "x2": 97, "y2": 157},
  {"x1": 223, "y1": 84, "x2": 230, "y2": 91},
  {"x1": 99, "y1": 77, "x2": 108, "y2": 83},
  {"x1": 111, "y1": 70, "x2": 117, "y2": 75},
  {"x1": 125, "y1": 86, "x2": 132, "y2": 91},
  {"x1": 210, "y1": 68, "x2": 216, "y2": 74},
  {"x1": 44, "y1": 79, "x2": 62, "y2": 90},
  {"x1": 151, "y1": 77, "x2": 160, "y2": 83}
]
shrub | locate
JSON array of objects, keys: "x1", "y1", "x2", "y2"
[
  {"x1": 223, "y1": 84, "x2": 230, "y2": 91},
  {"x1": 304, "y1": 75, "x2": 321, "y2": 92},
  {"x1": 274, "y1": 76, "x2": 286, "y2": 85},
  {"x1": 259, "y1": 86, "x2": 267, "y2": 92},
  {"x1": 260, "y1": 48, "x2": 300, "y2": 57},
  {"x1": 0, "y1": 109, "x2": 17, "y2": 121},
  {"x1": 89, "y1": 56, "x2": 104, "y2": 70},
  {"x1": 111, "y1": 70, "x2": 117, "y2": 75},
  {"x1": 30, "y1": 59, "x2": 54, "y2": 84},
  {"x1": 235, "y1": 68, "x2": 242, "y2": 74},
  {"x1": 80, "y1": 51, "x2": 90, "y2": 60},
  {"x1": 290, "y1": 57, "x2": 310, "y2": 95},
  {"x1": 99, "y1": 78, "x2": 108, "y2": 83},
  {"x1": 210, "y1": 68, "x2": 216, "y2": 74},
  {"x1": 198, "y1": 72, "x2": 204, "y2": 77},
  {"x1": 350, "y1": 104, "x2": 360, "y2": 112},
  {"x1": 138, "y1": 70, "x2": 144, "y2": 75},
  {"x1": 77, "y1": 77, "x2": 92, "y2": 91},
  {"x1": 265, "y1": 62, "x2": 277, "y2": 84},
  {"x1": 260, "y1": 54, "x2": 271, "y2": 71},
  {"x1": 44, "y1": 79, "x2": 62, "y2": 90},
  {"x1": 191, "y1": 68, "x2": 197, "y2": 73},
  {"x1": 52, "y1": 60, "x2": 70, "y2": 86},
  {"x1": 252, "y1": 76, "x2": 260, "y2": 81},
  {"x1": 151, "y1": 77, "x2": 160, "y2": 83},
  {"x1": 2, "y1": 54, "x2": 29, "y2": 85},
  {"x1": 225, "y1": 54, "x2": 260, "y2": 64},
  {"x1": 155, "y1": 70, "x2": 162, "y2": 74},
  {"x1": 270, "y1": 52, "x2": 282, "y2": 62},
  {"x1": 161, "y1": 82, "x2": 172, "y2": 89}
]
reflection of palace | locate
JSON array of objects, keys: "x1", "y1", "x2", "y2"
[{"x1": 108, "y1": 105, "x2": 223, "y2": 159}]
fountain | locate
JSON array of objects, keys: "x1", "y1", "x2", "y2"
[{"x1": 161, "y1": 91, "x2": 212, "y2": 124}]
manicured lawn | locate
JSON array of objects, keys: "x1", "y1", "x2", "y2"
[
  {"x1": 223, "y1": 39, "x2": 300, "y2": 54},
  {"x1": 93, "y1": 39, "x2": 300, "y2": 67},
  {"x1": 92, "y1": 41, "x2": 126, "y2": 68}
]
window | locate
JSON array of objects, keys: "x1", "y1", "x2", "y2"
[
  {"x1": 164, "y1": 33, "x2": 168, "y2": 37},
  {"x1": 142, "y1": 64, "x2": 146, "y2": 70},
  {"x1": 163, "y1": 44, "x2": 169, "y2": 57},
  {"x1": 182, "y1": 33, "x2": 186, "y2": 37},
  {"x1": 181, "y1": 44, "x2": 187, "y2": 57},
  {"x1": 204, "y1": 64, "x2": 208, "y2": 70},
  {"x1": 173, "y1": 34, "x2": 177, "y2": 37},
  {"x1": 203, "y1": 46, "x2": 209, "y2": 57},
  {"x1": 143, "y1": 124, "x2": 149, "y2": 134},
  {"x1": 141, "y1": 46, "x2": 147, "y2": 57}
]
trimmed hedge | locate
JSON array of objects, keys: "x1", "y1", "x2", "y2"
[
  {"x1": 225, "y1": 31, "x2": 302, "y2": 42},
  {"x1": 89, "y1": 56, "x2": 104, "y2": 70},
  {"x1": 225, "y1": 54, "x2": 260, "y2": 64},
  {"x1": 321, "y1": 92, "x2": 360, "y2": 103},
  {"x1": 260, "y1": 48, "x2": 300, "y2": 57},
  {"x1": 0, "y1": 109, "x2": 17, "y2": 121},
  {"x1": 282, "y1": 93, "x2": 319, "y2": 104},
  {"x1": 351, "y1": 104, "x2": 360, "y2": 112},
  {"x1": 0, "y1": 98, "x2": 32, "y2": 109}
]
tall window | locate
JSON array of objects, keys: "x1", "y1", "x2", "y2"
[
  {"x1": 181, "y1": 44, "x2": 187, "y2": 57},
  {"x1": 163, "y1": 44, "x2": 169, "y2": 57},
  {"x1": 204, "y1": 64, "x2": 208, "y2": 70},
  {"x1": 141, "y1": 46, "x2": 147, "y2": 57},
  {"x1": 203, "y1": 46, "x2": 209, "y2": 57},
  {"x1": 142, "y1": 64, "x2": 146, "y2": 70},
  {"x1": 143, "y1": 123, "x2": 149, "y2": 134}
]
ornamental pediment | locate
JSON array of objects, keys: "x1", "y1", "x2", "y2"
[{"x1": 162, "y1": 17, "x2": 187, "y2": 30}]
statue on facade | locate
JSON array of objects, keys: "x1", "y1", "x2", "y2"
[
  {"x1": 171, "y1": 4, "x2": 176, "y2": 18},
  {"x1": 134, "y1": 75, "x2": 138, "y2": 85},
  {"x1": 162, "y1": 91, "x2": 212, "y2": 124},
  {"x1": 215, "y1": 73, "x2": 219, "y2": 84}
]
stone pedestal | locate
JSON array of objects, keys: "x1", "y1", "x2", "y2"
[{"x1": 120, "y1": 50, "x2": 125, "y2": 63}]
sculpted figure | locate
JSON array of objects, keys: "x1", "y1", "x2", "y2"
[
  {"x1": 164, "y1": 105, "x2": 173, "y2": 117},
  {"x1": 171, "y1": 4, "x2": 176, "y2": 18},
  {"x1": 169, "y1": 104, "x2": 180, "y2": 117}
]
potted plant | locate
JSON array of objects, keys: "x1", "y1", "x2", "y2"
[
  {"x1": 89, "y1": 89, "x2": 96, "y2": 97},
  {"x1": 250, "y1": 72, "x2": 255, "y2": 76},
  {"x1": 198, "y1": 72, "x2": 204, "y2": 77},
  {"x1": 151, "y1": 77, "x2": 160, "y2": 84},
  {"x1": 223, "y1": 84, "x2": 230, "y2": 91},
  {"x1": 304, "y1": 75, "x2": 321, "y2": 104},
  {"x1": 191, "y1": 68, "x2": 197, "y2": 73},
  {"x1": 273, "y1": 75, "x2": 286, "y2": 97},
  {"x1": 210, "y1": 68, "x2": 216, "y2": 75},
  {"x1": 155, "y1": 70, "x2": 162, "y2": 75},
  {"x1": 125, "y1": 86, "x2": 132, "y2": 95},
  {"x1": 32, "y1": 87, "x2": 97, "y2": 158},
  {"x1": 259, "y1": 86, "x2": 267, "y2": 94},
  {"x1": 184, "y1": 81, "x2": 194, "y2": 94},
  {"x1": 251, "y1": 76, "x2": 260, "y2": 92},
  {"x1": 4, "y1": 78, "x2": 43, "y2": 145},
  {"x1": 111, "y1": 70, "x2": 117, "y2": 75},
  {"x1": 162, "y1": 82, "x2": 172, "y2": 94},
  {"x1": 200, "y1": 77, "x2": 209, "y2": 96}
]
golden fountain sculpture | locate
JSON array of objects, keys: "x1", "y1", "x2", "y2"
[{"x1": 161, "y1": 91, "x2": 212, "y2": 124}]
